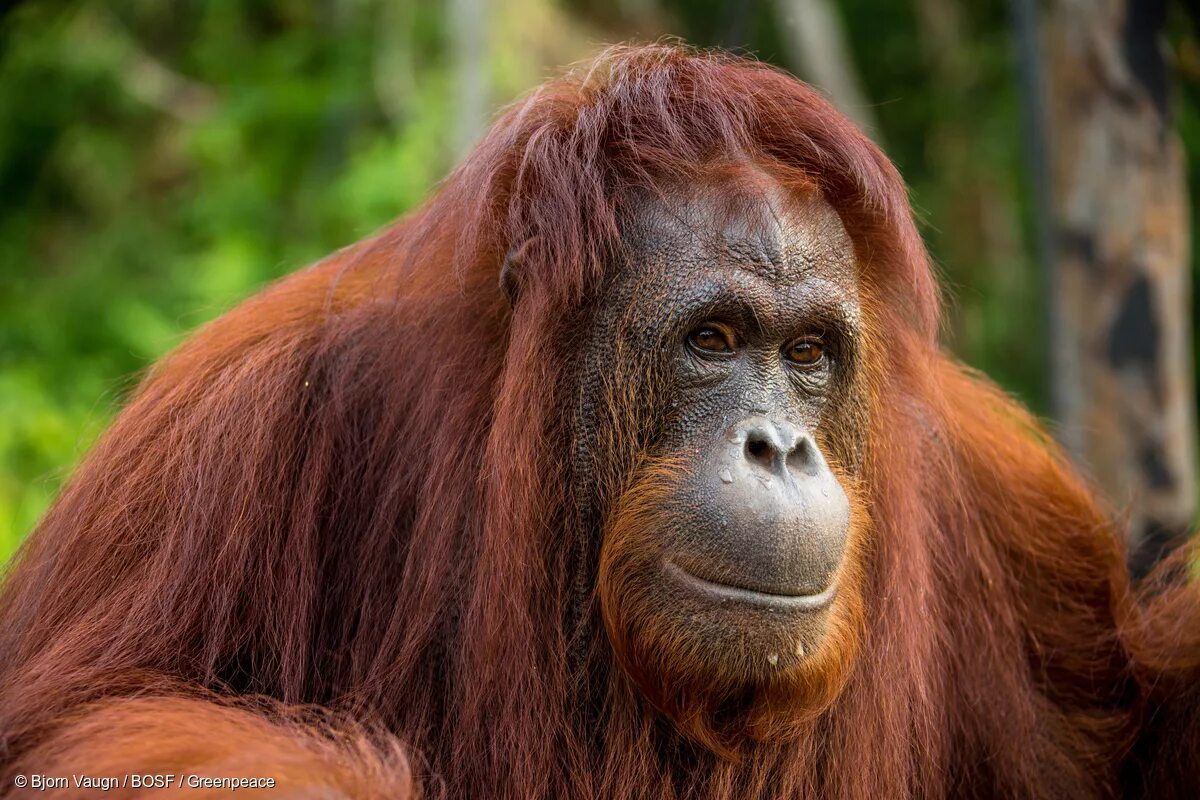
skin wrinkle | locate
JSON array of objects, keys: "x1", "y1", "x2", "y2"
[{"x1": 626, "y1": 197, "x2": 858, "y2": 352}]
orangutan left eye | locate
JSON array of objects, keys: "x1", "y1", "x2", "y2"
[{"x1": 785, "y1": 339, "x2": 824, "y2": 367}]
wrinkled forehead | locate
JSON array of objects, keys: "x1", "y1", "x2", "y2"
[{"x1": 618, "y1": 167, "x2": 857, "y2": 288}]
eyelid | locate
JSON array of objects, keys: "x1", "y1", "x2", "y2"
[
  {"x1": 786, "y1": 330, "x2": 826, "y2": 348},
  {"x1": 705, "y1": 322, "x2": 737, "y2": 348}
]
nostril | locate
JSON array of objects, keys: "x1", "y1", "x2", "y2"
[
  {"x1": 786, "y1": 436, "x2": 822, "y2": 477},
  {"x1": 745, "y1": 433, "x2": 777, "y2": 468}
]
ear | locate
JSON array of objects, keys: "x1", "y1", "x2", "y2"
[{"x1": 499, "y1": 239, "x2": 537, "y2": 307}]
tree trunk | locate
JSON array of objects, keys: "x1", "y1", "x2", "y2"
[
  {"x1": 1046, "y1": 0, "x2": 1197, "y2": 575},
  {"x1": 450, "y1": 0, "x2": 488, "y2": 157},
  {"x1": 771, "y1": 0, "x2": 880, "y2": 139}
]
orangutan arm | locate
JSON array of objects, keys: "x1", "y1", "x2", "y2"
[{"x1": 7, "y1": 696, "x2": 415, "y2": 799}]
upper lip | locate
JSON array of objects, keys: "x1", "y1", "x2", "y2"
[{"x1": 663, "y1": 559, "x2": 837, "y2": 610}]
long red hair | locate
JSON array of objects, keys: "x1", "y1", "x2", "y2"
[{"x1": 0, "y1": 44, "x2": 1178, "y2": 799}]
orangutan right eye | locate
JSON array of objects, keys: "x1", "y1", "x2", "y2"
[{"x1": 688, "y1": 324, "x2": 735, "y2": 356}]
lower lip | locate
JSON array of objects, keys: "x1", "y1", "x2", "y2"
[{"x1": 663, "y1": 560, "x2": 837, "y2": 611}]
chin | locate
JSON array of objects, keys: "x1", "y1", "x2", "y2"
[{"x1": 658, "y1": 556, "x2": 840, "y2": 678}]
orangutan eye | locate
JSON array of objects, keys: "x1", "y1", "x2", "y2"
[
  {"x1": 785, "y1": 338, "x2": 825, "y2": 367},
  {"x1": 688, "y1": 324, "x2": 735, "y2": 355}
]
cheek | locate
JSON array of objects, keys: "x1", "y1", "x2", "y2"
[{"x1": 597, "y1": 462, "x2": 695, "y2": 682}]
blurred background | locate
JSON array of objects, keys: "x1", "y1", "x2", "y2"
[{"x1": 1, "y1": 0, "x2": 1197, "y2": 569}]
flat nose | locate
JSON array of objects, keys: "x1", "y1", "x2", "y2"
[{"x1": 739, "y1": 418, "x2": 822, "y2": 478}]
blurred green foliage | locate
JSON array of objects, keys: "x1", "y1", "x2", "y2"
[
  {"x1": 0, "y1": 1, "x2": 459, "y2": 556},
  {"x1": 1, "y1": 0, "x2": 1198, "y2": 561}
]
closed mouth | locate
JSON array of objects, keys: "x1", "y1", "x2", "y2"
[{"x1": 663, "y1": 559, "x2": 837, "y2": 610}]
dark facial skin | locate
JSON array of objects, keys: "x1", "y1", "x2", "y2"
[{"x1": 578, "y1": 174, "x2": 866, "y2": 685}]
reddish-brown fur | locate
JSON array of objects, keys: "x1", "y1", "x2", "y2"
[
  {"x1": 0, "y1": 44, "x2": 1196, "y2": 798},
  {"x1": 11, "y1": 695, "x2": 413, "y2": 799},
  {"x1": 1120, "y1": 545, "x2": 1200, "y2": 798}
]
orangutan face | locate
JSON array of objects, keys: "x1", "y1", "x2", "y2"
[{"x1": 579, "y1": 173, "x2": 870, "y2": 741}]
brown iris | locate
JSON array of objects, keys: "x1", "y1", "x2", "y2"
[
  {"x1": 688, "y1": 324, "x2": 735, "y2": 355},
  {"x1": 786, "y1": 339, "x2": 824, "y2": 366}
]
